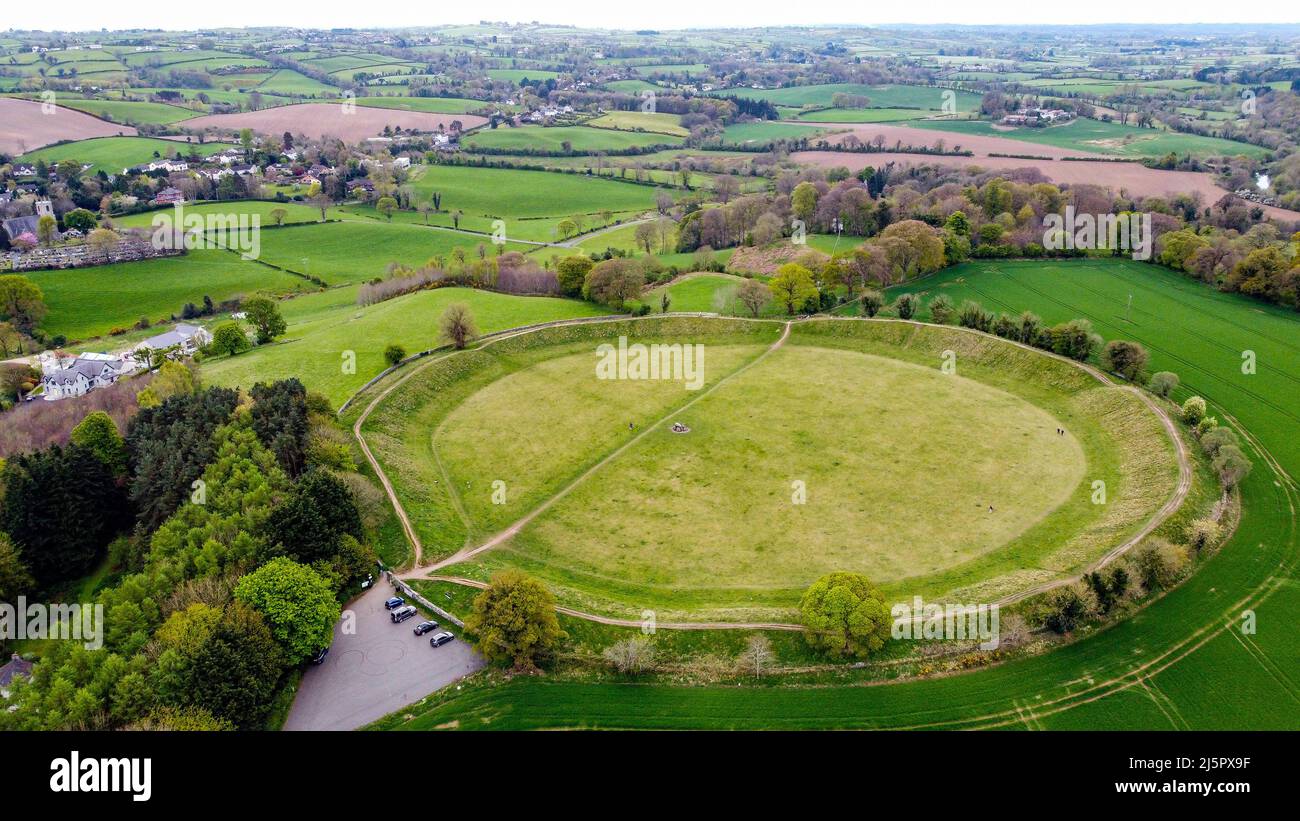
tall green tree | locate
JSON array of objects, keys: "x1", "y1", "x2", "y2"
[
  {"x1": 0, "y1": 445, "x2": 129, "y2": 587},
  {"x1": 0, "y1": 275, "x2": 47, "y2": 335},
  {"x1": 126, "y1": 387, "x2": 240, "y2": 532},
  {"x1": 242, "y1": 296, "x2": 287, "y2": 344},
  {"x1": 235, "y1": 558, "x2": 341, "y2": 665},
  {"x1": 768, "y1": 263, "x2": 818, "y2": 315},
  {"x1": 465, "y1": 570, "x2": 566, "y2": 671},
  {"x1": 250, "y1": 379, "x2": 309, "y2": 476},
  {"x1": 556, "y1": 255, "x2": 594, "y2": 297},
  {"x1": 799, "y1": 572, "x2": 892, "y2": 658},
  {"x1": 70, "y1": 410, "x2": 128, "y2": 476}
]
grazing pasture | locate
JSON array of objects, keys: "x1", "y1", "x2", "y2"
[
  {"x1": 18, "y1": 135, "x2": 237, "y2": 174},
  {"x1": 204, "y1": 287, "x2": 609, "y2": 407},
  {"x1": 255, "y1": 69, "x2": 339, "y2": 96},
  {"x1": 47, "y1": 98, "x2": 201, "y2": 125},
  {"x1": 587, "y1": 111, "x2": 689, "y2": 136},
  {"x1": 28, "y1": 250, "x2": 309, "y2": 341},
  {"x1": 910, "y1": 117, "x2": 1270, "y2": 158},
  {"x1": 356, "y1": 96, "x2": 497, "y2": 114},
  {"x1": 253, "y1": 220, "x2": 533, "y2": 285},
  {"x1": 369, "y1": 317, "x2": 1175, "y2": 621},
  {"x1": 374, "y1": 259, "x2": 1300, "y2": 730},
  {"x1": 464, "y1": 125, "x2": 682, "y2": 152},
  {"x1": 715, "y1": 83, "x2": 982, "y2": 113},
  {"x1": 404, "y1": 165, "x2": 661, "y2": 232},
  {"x1": 719, "y1": 121, "x2": 830, "y2": 145}
]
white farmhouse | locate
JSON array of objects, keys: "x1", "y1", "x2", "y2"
[{"x1": 41, "y1": 355, "x2": 132, "y2": 400}]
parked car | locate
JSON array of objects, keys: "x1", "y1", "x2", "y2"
[
  {"x1": 413, "y1": 620, "x2": 439, "y2": 636},
  {"x1": 428, "y1": 632, "x2": 455, "y2": 648},
  {"x1": 391, "y1": 605, "x2": 418, "y2": 623},
  {"x1": 384, "y1": 596, "x2": 404, "y2": 610},
  {"x1": 310, "y1": 646, "x2": 329, "y2": 665}
]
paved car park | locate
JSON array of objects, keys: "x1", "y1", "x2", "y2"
[{"x1": 284, "y1": 582, "x2": 484, "y2": 731}]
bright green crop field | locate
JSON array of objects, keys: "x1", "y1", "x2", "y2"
[
  {"x1": 715, "y1": 83, "x2": 981, "y2": 113},
  {"x1": 793, "y1": 107, "x2": 946, "y2": 123},
  {"x1": 375, "y1": 259, "x2": 1300, "y2": 729},
  {"x1": 52, "y1": 98, "x2": 202, "y2": 125},
  {"x1": 464, "y1": 125, "x2": 683, "y2": 152},
  {"x1": 253, "y1": 221, "x2": 533, "y2": 285},
  {"x1": 28, "y1": 249, "x2": 310, "y2": 341},
  {"x1": 401, "y1": 165, "x2": 661, "y2": 240},
  {"x1": 19, "y1": 136, "x2": 237, "y2": 174},
  {"x1": 909, "y1": 117, "x2": 1270, "y2": 158},
  {"x1": 356, "y1": 96, "x2": 497, "y2": 114},
  {"x1": 203, "y1": 286, "x2": 609, "y2": 408},
  {"x1": 718, "y1": 121, "x2": 829, "y2": 145}
]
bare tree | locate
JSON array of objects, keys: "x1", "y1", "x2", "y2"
[
  {"x1": 740, "y1": 634, "x2": 773, "y2": 678},
  {"x1": 603, "y1": 636, "x2": 656, "y2": 675},
  {"x1": 439, "y1": 303, "x2": 478, "y2": 350},
  {"x1": 737, "y1": 277, "x2": 771, "y2": 318},
  {"x1": 714, "y1": 174, "x2": 740, "y2": 204}
]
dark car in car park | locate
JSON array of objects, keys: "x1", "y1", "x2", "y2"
[
  {"x1": 428, "y1": 632, "x2": 455, "y2": 648},
  {"x1": 413, "y1": 620, "x2": 439, "y2": 636},
  {"x1": 384, "y1": 596, "x2": 405, "y2": 610}
]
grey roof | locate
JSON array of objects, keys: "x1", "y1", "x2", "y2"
[
  {"x1": 44, "y1": 357, "x2": 123, "y2": 387},
  {"x1": 2, "y1": 215, "x2": 45, "y2": 242},
  {"x1": 141, "y1": 324, "x2": 202, "y2": 350},
  {"x1": 142, "y1": 331, "x2": 187, "y2": 349},
  {"x1": 0, "y1": 654, "x2": 33, "y2": 688}
]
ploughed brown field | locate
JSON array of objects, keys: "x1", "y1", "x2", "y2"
[
  {"x1": 791, "y1": 150, "x2": 1300, "y2": 223},
  {"x1": 179, "y1": 103, "x2": 489, "y2": 142},
  {"x1": 0, "y1": 97, "x2": 137, "y2": 154}
]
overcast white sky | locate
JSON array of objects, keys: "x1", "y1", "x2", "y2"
[{"x1": 5, "y1": 1, "x2": 1298, "y2": 34}]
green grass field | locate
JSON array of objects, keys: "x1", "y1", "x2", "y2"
[
  {"x1": 714, "y1": 83, "x2": 982, "y2": 113},
  {"x1": 376, "y1": 258, "x2": 1300, "y2": 729},
  {"x1": 486, "y1": 68, "x2": 559, "y2": 83},
  {"x1": 255, "y1": 69, "x2": 338, "y2": 96},
  {"x1": 639, "y1": 274, "x2": 776, "y2": 315},
  {"x1": 718, "y1": 121, "x2": 829, "y2": 145},
  {"x1": 52, "y1": 98, "x2": 202, "y2": 125},
  {"x1": 910, "y1": 117, "x2": 1270, "y2": 158},
  {"x1": 586, "y1": 111, "x2": 689, "y2": 136},
  {"x1": 602, "y1": 80, "x2": 662, "y2": 94},
  {"x1": 365, "y1": 316, "x2": 1174, "y2": 621},
  {"x1": 253, "y1": 221, "x2": 533, "y2": 285},
  {"x1": 356, "y1": 96, "x2": 496, "y2": 114},
  {"x1": 204, "y1": 287, "x2": 609, "y2": 407},
  {"x1": 402, "y1": 165, "x2": 661, "y2": 240},
  {"x1": 29, "y1": 249, "x2": 309, "y2": 341},
  {"x1": 793, "y1": 107, "x2": 951, "y2": 123},
  {"x1": 19, "y1": 136, "x2": 237, "y2": 174},
  {"x1": 113, "y1": 200, "x2": 336, "y2": 229},
  {"x1": 464, "y1": 125, "x2": 683, "y2": 152}
]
